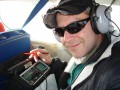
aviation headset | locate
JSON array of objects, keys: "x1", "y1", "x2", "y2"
[{"x1": 43, "y1": 0, "x2": 114, "y2": 42}]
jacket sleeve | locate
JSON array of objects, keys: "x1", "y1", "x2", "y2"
[{"x1": 49, "y1": 57, "x2": 67, "y2": 88}]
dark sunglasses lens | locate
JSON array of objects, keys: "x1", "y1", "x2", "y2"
[
  {"x1": 54, "y1": 24, "x2": 84, "y2": 37},
  {"x1": 66, "y1": 25, "x2": 80, "y2": 34},
  {"x1": 55, "y1": 28, "x2": 64, "y2": 37},
  {"x1": 54, "y1": 18, "x2": 90, "y2": 37},
  {"x1": 66, "y1": 23, "x2": 83, "y2": 34}
]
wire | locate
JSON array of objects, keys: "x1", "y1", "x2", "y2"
[
  {"x1": 42, "y1": 74, "x2": 48, "y2": 90},
  {"x1": 104, "y1": 0, "x2": 120, "y2": 37},
  {"x1": 0, "y1": 15, "x2": 22, "y2": 31},
  {"x1": 66, "y1": 64, "x2": 85, "y2": 90},
  {"x1": 45, "y1": 78, "x2": 48, "y2": 90},
  {"x1": 0, "y1": 15, "x2": 12, "y2": 30}
]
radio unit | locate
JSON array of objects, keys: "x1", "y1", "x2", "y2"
[{"x1": 19, "y1": 60, "x2": 50, "y2": 86}]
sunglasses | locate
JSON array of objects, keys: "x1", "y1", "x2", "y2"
[{"x1": 54, "y1": 17, "x2": 90, "y2": 37}]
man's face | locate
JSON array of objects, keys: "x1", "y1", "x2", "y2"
[{"x1": 56, "y1": 13, "x2": 100, "y2": 58}]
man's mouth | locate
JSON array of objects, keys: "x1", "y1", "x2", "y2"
[{"x1": 68, "y1": 43, "x2": 81, "y2": 48}]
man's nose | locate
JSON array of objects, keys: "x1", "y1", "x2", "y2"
[{"x1": 64, "y1": 31, "x2": 74, "y2": 40}]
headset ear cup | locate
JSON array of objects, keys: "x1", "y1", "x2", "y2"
[
  {"x1": 90, "y1": 5, "x2": 112, "y2": 34},
  {"x1": 96, "y1": 5, "x2": 112, "y2": 34}
]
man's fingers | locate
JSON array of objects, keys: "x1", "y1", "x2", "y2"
[{"x1": 34, "y1": 56, "x2": 39, "y2": 62}]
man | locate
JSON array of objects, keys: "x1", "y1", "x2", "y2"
[{"x1": 29, "y1": 0, "x2": 120, "y2": 90}]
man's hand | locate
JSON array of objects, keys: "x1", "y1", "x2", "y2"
[{"x1": 29, "y1": 48, "x2": 52, "y2": 64}]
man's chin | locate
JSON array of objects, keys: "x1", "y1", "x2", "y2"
[
  {"x1": 72, "y1": 53, "x2": 85, "y2": 58},
  {"x1": 72, "y1": 54, "x2": 81, "y2": 58}
]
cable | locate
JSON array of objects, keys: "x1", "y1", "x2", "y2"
[
  {"x1": 0, "y1": 15, "x2": 12, "y2": 30},
  {"x1": 65, "y1": 64, "x2": 85, "y2": 90},
  {"x1": 104, "y1": 0, "x2": 120, "y2": 37},
  {"x1": 42, "y1": 74, "x2": 48, "y2": 90},
  {"x1": 45, "y1": 77, "x2": 48, "y2": 90},
  {"x1": 0, "y1": 15, "x2": 22, "y2": 31}
]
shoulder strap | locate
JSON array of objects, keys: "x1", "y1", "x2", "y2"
[{"x1": 22, "y1": 0, "x2": 48, "y2": 28}]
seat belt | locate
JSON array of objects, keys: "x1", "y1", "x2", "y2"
[{"x1": 22, "y1": 0, "x2": 49, "y2": 28}]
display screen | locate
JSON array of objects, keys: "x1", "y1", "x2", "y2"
[
  {"x1": 35, "y1": 62, "x2": 48, "y2": 72},
  {"x1": 20, "y1": 61, "x2": 50, "y2": 85}
]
